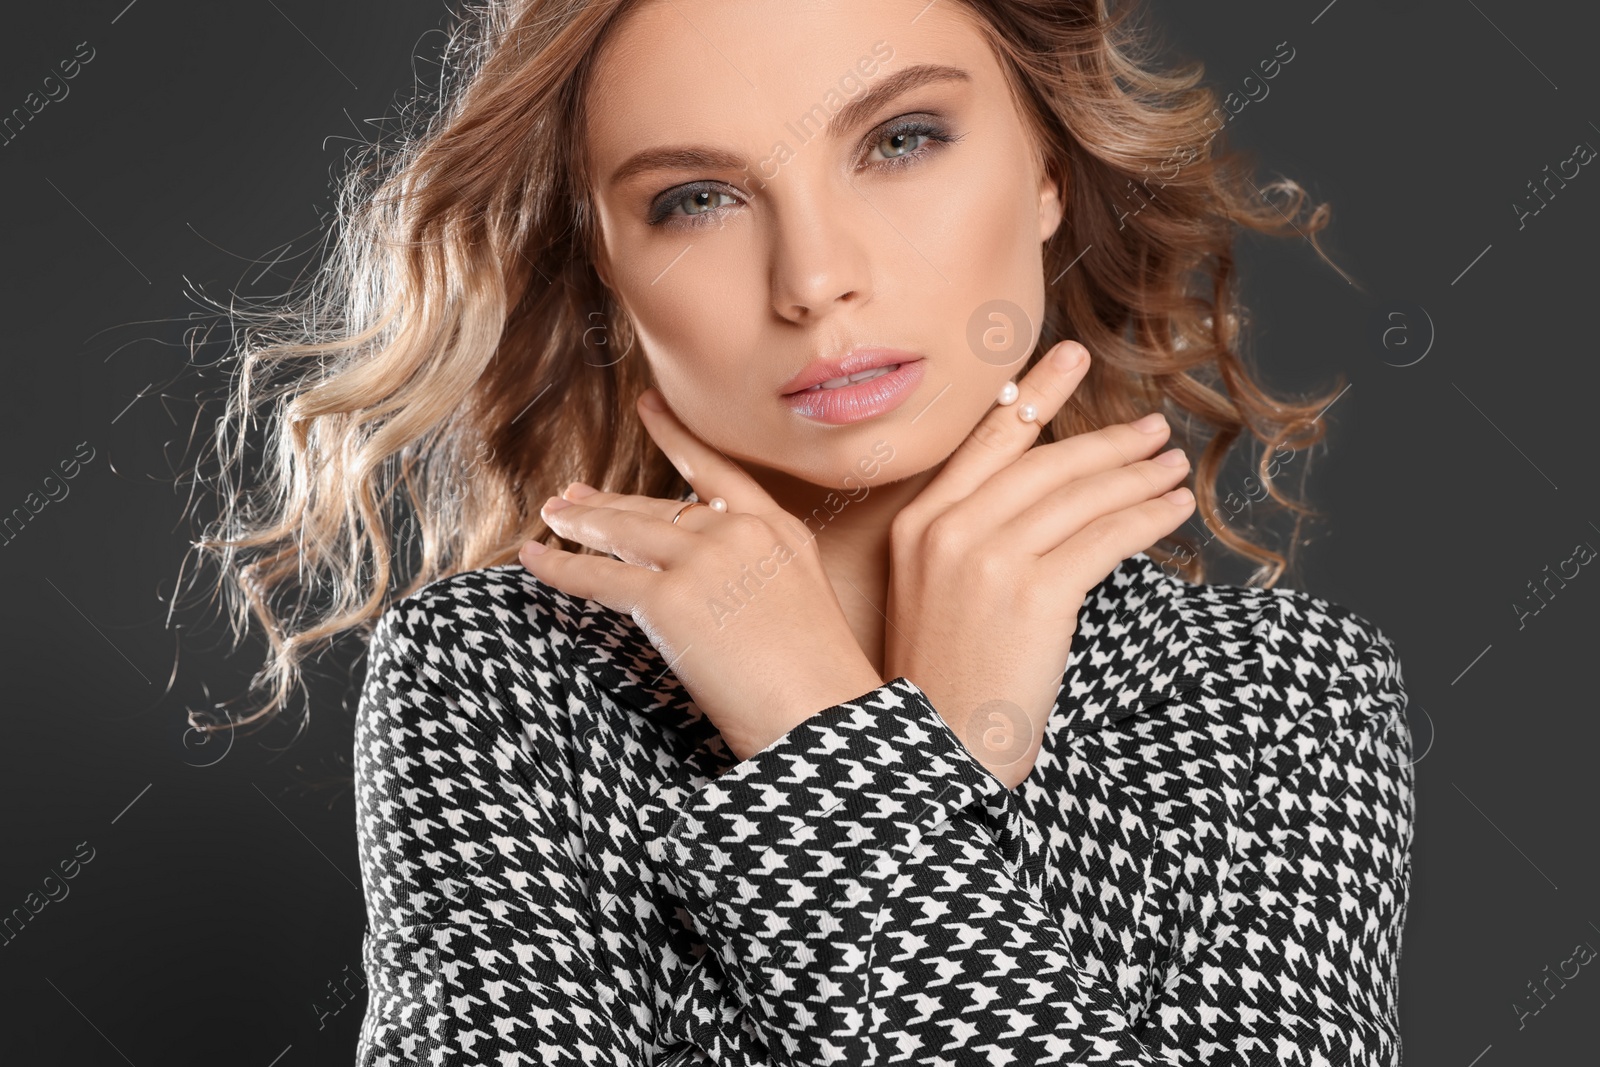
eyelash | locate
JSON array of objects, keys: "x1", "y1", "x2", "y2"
[{"x1": 645, "y1": 118, "x2": 960, "y2": 230}]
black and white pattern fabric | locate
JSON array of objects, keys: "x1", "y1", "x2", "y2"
[{"x1": 353, "y1": 539, "x2": 1415, "y2": 1065}]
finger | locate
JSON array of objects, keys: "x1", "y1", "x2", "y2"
[
  {"x1": 1041, "y1": 486, "x2": 1195, "y2": 598},
  {"x1": 1006, "y1": 448, "x2": 1190, "y2": 556},
  {"x1": 518, "y1": 538, "x2": 649, "y2": 616},
  {"x1": 917, "y1": 340, "x2": 1091, "y2": 512},
  {"x1": 963, "y1": 414, "x2": 1174, "y2": 529},
  {"x1": 540, "y1": 497, "x2": 694, "y2": 569},
  {"x1": 636, "y1": 389, "x2": 783, "y2": 519},
  {"x1": 558, "y1": 482, "x2": 709, "y2": 526}
]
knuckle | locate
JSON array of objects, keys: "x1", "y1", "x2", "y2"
[
  {"x1": 768, "y1": 511, "x2": 811, "y2": 546},
  {"x1": 1073, "y1": 514, "x2": 1120, "y2": 557},
  {"x1": 729, "y1": 510, "x2": 769, "y2": 536},
  {"x1": 889, "y1": 503, "x2": 929, "y2": 544},
  {"x1": 972, "y1": 547, "x2": 1014, "y2": 586},
  {"x1": 889, "y1": 502, "x2": 934, "y2": 547},
  {"x1": 888, "y1": 521, "x2": 916, "y2": 557},
  {"x1": 722, "y1": 510, "x2": 775, "y2": 547},
  {"x1": 1073, "y1": 427, "x2": 1127, "y2": 469},
  {"x1": 922, "y1": 511, "x2": 972, "y2": 558},
  {"x1": 1031, "y1": 439, "x2": 1089, "y2": 483},
  {"x1": 968, "y1": 414, "x2": 1015, "y2": 455}
]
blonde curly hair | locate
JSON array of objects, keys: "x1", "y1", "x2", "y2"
[{"x1": 183, "y1": 0, "x2": 1346, "y2": 735}]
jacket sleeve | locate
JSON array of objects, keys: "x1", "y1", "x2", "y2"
[
  {"x1": 352, "y1": 599, "x2": 640, "y2": 1066},
  {"x1": 646, "y1": 625, "x2": 1415, "y2": 1066}
]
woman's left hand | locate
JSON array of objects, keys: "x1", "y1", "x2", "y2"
[{"x1": 882, "y1": 341, "x2": 1194, "y2": 790}]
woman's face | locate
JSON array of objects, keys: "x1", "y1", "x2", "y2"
[{"x1": 584, "y1": 0, "x2": 1063, "y2": 492}]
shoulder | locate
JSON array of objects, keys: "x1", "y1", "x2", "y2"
[
  {"x1": 1172, "y1": 568, "x2": 1403, "y2": 706},
  {"x1": 1167, "y1": 567, "x2": 1413, "y2": 820},
  {"x1": 364, "y1": 564, "x2": 708, "y2": 753},
  {"x1": 365, "y1": 564, "x2": 599, "y2": 693},
  {"x1": 354, "y1": 570, "x2": 608, "y2": 929},
  {"x1": 1161, "y1": 566, "x2": 1410, "y2": 795},
  {"x1": 358, "y1": 566, "x2": 616, "y2": 777}
]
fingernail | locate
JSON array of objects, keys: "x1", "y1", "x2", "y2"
[
  {"x1": 521, "y1": 539, "x2": 547, "y2": 557},
  {"x1": 639, "y1": 389, "x2": 666, "y2": 412},
  {"x1": 1154, "y1": 448, "x2": 1186, "y2": 467},
  {"x1": 565, "y1": 482, "x2": 598, "y2": 499},
  {"x1": 1164, "y1": 487, "x2": 1193, "y2": 505},
  {"x1": 543, "y1": 496, "x2": 572, "y2": 513},
  {"x1": 1133, "y1": 412, "x2": 1166, "y2": 433},
  {"x1": 1053, "y1": 342, "x2": 1086, "y2": 368}
]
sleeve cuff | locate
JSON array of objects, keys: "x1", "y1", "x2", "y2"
[{"x1": 654, "y1": 676, "x2": 1023, "y2": 909}]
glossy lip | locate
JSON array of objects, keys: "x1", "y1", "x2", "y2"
[
  {"x1": 779, "y1": 345, "x2": 926, "y2": 396},
  {"x1": 781, "y1": 358, "x2": 926, "y2": 425}
]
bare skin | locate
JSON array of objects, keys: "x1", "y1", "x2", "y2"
[
  {"x1": 576, "y1": 0, "x2": 1064, "y2": 653},
  {"x1": 520, "y1": 0, "x2": 1195, "y2": 788}
]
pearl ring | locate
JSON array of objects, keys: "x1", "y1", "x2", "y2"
[
  {"x1": 672, "y1": 497, "x2": 727, "y2": 524},
  {"x1": 996, "y1": 381, "x2": 1037, "y2": 422}
]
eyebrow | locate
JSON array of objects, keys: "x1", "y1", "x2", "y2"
[{"x1": 604, "y1": 62, "x2": 973, "y2": 189}]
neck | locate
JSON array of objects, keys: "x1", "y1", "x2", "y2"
[{"x1": 740, "y1": 459, "x2": 940, "y2": 680}]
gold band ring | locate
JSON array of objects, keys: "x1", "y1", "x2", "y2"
[{"x1": 671, "y1": 501, "x2": 708, "y2": 525}]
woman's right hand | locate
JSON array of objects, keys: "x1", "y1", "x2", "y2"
[
  {"x1": 518, "y1": 389, "x2": 884, "y2": 764},
  {"x1": 882, "y1": 340, "x2": 1197, "y2": 789}
]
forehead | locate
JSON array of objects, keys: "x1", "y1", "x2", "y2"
[{"x1": 585, "y1": 0, "x2": 994, "y2": 157}]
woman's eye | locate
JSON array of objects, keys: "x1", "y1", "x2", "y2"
[
  {"x1": 868, "y1": 128, "x2": 931, "y2": 163},
  {"x1": 676, "y1": 188, "x2": 736, "y2": 218},
  {"x1": 645, "y1": 119, "x2": 957, "y2": 229},
  {"x1": 649, "y1": 186, "x2": 739, "y2": 228},
  {"x1": 858, "y1": 119, "x2": 958, "y2": 172}
]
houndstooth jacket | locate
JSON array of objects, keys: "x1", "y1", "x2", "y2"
[{"x1": 353, "y1": 545, "x2": 1415, "y2": 1066}]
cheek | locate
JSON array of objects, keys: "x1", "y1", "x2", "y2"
[
  {"x1": 914, "y1": 149, "x2": 1049, "y2": 406},
  {"x1": 612, "y1": 266, "x2": 782, "y2": 452},
  {"x1": 595, "y1": 196, "x2": 751, "y2": 369},
  {"x1": 886, "y1": 136, "x2": 1048, "y2": 384},
  {"x1": 609, "y1": 241, "x2": 761, "y2": 390},
  {"x1": 948, "y1": 162, "x2": 1039, "y2": 260}
]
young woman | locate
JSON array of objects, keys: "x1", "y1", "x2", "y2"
[{"x1": 194, "y1": 0, "x2": 1414, "y2": 1063}]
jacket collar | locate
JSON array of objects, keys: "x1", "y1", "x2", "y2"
[{"x1": 555, "y1": 499, "x2": 1202, "y2": 746}]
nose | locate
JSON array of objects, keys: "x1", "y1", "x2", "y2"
[{"x1": 767, "y1": 175, "x2": 875, "y2": 323}]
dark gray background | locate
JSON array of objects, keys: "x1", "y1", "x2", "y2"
[{"x1": 2, "y1": 1, "x2": 1593, "y2": 1063}]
